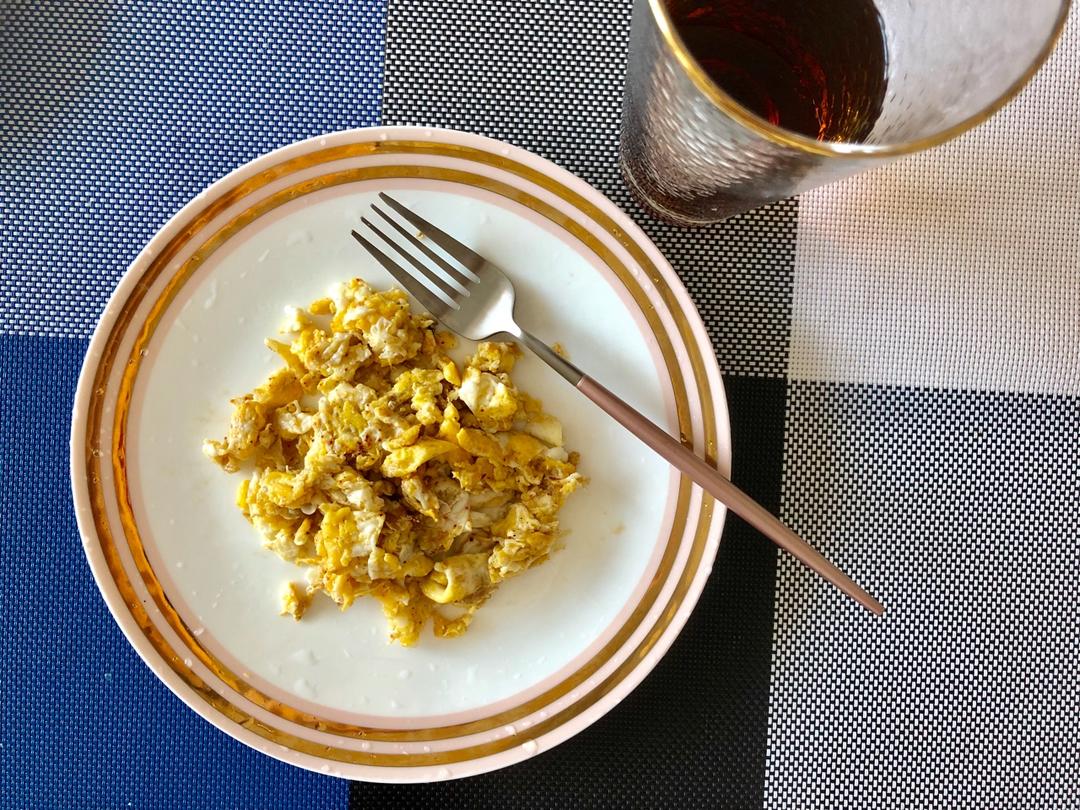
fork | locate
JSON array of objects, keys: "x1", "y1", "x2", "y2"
[{"x1": 352, "y1": 193, "x2": 883, "y2": 616}]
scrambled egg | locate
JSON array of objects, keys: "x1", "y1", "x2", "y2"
[
  {"x1": 204, "y1": 279, "x2": 584, "y2": 645},
  {"x1": 279, "y1": 581, "x2": 312, "y2": 621}
]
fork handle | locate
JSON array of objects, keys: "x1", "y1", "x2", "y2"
[{"x1": 518, "y1": 331, "x2": 883, "y2": 616}]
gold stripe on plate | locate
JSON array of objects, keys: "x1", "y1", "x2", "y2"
[{"x1": 84, "y1": 140, "x2": 722, "y2": 766}]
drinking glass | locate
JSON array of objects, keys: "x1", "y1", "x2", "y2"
[{"x1": 620, "y1": 0, "x2": 1072, "y2": 225}]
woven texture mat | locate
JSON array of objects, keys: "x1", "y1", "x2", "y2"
[{"x1": 3, "y1": 1, "x2": 1078, "y2": 807}]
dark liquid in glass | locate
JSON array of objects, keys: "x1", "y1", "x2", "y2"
[{"x1": 668, "y1": 0, "x2": 889, "y2": 142}]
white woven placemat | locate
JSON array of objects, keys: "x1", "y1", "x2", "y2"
[{"x1": 769, "y1": 13, "x2": 1080, "y2": 808}]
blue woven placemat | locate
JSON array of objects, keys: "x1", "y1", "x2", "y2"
[{"x1": 3, "y1": 2, "x2": 382, "y2": 806}]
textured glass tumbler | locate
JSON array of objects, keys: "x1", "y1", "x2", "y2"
[{"x1": 620, "y1": 0, "x2": 1071, "y2": 225}]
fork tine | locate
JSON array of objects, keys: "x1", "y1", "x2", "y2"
[
  {"x1": 350, "y1": 230, "x2": 455, "y2": 315},
  {"x1": 371, "y1": 204, "x2": 474, "y2": 291},
  {"x1": 360, "y1": 216, "x2": 462, "y2": 306},
  {"x1": 378, "y1": 193, "x2": 484, "y2": 275}
]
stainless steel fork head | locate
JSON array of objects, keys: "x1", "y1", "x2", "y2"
[{"x1": 351, "y1": 193, "x2": 581, "y2": 383}]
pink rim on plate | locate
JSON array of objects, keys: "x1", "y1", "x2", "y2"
[{"x1": 70, "y1": 126, "x2": 731, "y2": 782}]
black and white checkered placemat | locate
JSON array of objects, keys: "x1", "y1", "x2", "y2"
[{"x1": 364, "y1": 1, "x2": 1080, "y2": 807}]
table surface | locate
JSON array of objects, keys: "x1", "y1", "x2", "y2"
[{"x1": 3, "y1": 2, "x2": 1078, "y2": 808}]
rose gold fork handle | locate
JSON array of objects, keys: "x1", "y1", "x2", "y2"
[
  {"x1": 513, "y1": 328, "x2": 883, "y2": 615},
  {"x1": 576, "y1": 375, "x2": 884, "y2": 616}
]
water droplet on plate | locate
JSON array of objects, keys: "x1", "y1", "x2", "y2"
[
  {"x1": 294, "y1": 678, "x2": 316, "y2": 698},
  {"x1": 422, "y1": 744, "x2": 431, "y2": 753},
  {"x1": 436, "y1": 767, "x2": 452, "y2": 779},
  {"x1": 398, "y1": 669, "x2": 411, "y2": 680},
  {"x1": 193, "y1": 627, "x2": 205, "y2": 637},
  {"x1": 360, "y1": 740, "x2": 371, "y2": 751},
  {"x1": 521, "y1": 740, "x2": 539, "y2": 755},
  {"x1": 504, "y1": 724, "x2": 516, "y2": 736},
  {"x1": 183, "y1": 657, "x2": 193, "y2": 667}
]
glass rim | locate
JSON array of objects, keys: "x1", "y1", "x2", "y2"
[{"x1": 648, "y1": 0, "x2": 1073, "y2": 158}]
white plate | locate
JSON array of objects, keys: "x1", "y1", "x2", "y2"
[{"x1": 70, "y1": 127, "x2": 730, "y2": 782}]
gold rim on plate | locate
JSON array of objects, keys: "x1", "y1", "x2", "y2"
[{"x1": 79, "y1": 138, "x2": 724, "y2": 769}]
